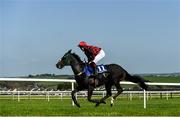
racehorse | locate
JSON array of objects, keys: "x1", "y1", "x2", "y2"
[{"x1": 56, "y1": 50, "x2": 148, "y2": 107}]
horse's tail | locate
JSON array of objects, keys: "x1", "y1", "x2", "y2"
[{"x1": 125, "y1": 73, "x2": 148, "y2": 90}]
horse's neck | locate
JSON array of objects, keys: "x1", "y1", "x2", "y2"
[
  {"x1": 70, "y1": 63, "x2": 86, "y2": 86},
  {"x1": 70, "y1": 60, "x2": 84, "y2": 75}
]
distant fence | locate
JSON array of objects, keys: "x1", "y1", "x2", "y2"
[
  {"x1": 1, "y1": 77, "x2": 180, "y2": 109},
  {"x1": 1, "y1": 90, "x2": 180, "y2": 101}
]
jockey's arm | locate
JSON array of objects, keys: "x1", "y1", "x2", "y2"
[{"x1": 83, "y1": 48, "x2": 93, "y2": 61}]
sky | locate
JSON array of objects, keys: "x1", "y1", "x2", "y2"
[{"x1": 0, "y1": 0, "x2": 180, "y2": 77}]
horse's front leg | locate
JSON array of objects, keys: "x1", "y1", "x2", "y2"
[{"x1": 71, "y1": 87, "x2": 82, "y2": 108}]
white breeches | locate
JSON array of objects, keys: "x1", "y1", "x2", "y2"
[{"x1": 93, "y1": 49, "x2": 105, "y2": 63}]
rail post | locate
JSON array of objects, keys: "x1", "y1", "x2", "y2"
[
  {"x1": 18, "y1": 91, "x2": 20, "y2": 102},
  {"x1": 71, "y1": 82, "x2": 75, "y2": 106},
  {"x1": 166, "y1": 92, "x2": 168, "y2": 100},
  {"x1": 143, "y1": 89, "x2": 146, "y2": 109},
  {"x1": 47, "y1": 91, "x2": 50, "y2": 102},
  {"x1": 60, "y1": 93, "x2": 63, "y2": 101}
]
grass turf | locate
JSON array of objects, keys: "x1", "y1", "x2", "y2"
[{"x1": 0, "y1": 98, "x2": 180, "y2": 116}]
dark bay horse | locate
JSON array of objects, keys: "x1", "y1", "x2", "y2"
[{"x1": 56, "y1": 50, "x2": 148, "y2": 107}]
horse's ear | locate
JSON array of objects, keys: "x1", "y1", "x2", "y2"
[{"x1": 67, "y1": 49, "x2": 72, "y2": 54}]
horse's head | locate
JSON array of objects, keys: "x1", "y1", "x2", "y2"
[{"x1": 56, "y1": 49, "x2": 72, "y2": 69}]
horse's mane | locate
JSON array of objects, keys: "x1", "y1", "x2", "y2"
[{"x1": 71, "y1": 53, "x2": 83, "y2": 63}]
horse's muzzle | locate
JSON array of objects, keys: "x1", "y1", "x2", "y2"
[{"x1": 56, "y1": 64, "x2": 60, "y2": 69}]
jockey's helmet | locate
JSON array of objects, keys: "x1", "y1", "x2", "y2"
[{"x1": 78, "y1": 41, "x2": 88, "y2": 47}]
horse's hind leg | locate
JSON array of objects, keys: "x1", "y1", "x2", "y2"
[
  {"x1": 113, "y1": 83, "x2": 123, "y2": 100},
  {"x1": 95, "y1": 83, "x2": 112, "y2": 107},
  {"x1": 87, "y1": 86, "x2": 99, "y2": 104},
  {"x1": 111, "y1": 83, "x2": 123, "y2": 106}
]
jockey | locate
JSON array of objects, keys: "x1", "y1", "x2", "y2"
[{"x1": 78, "y1": 41, "x2": 105, "y2": 74}]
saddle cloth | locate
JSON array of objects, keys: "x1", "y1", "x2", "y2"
[{"x1": 84, "y1": 64, "x2": 107, "y2": 76}]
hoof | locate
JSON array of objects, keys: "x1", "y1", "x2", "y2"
[
  {"x1": 75, "y1": 103, "x2": 81, "y2": 108},
  {"x1": 95, "y1": 101, "x2": 106, "y2": 107},
  {"x1": 95, "y1": 101, "x2": 102, "y2": 107},
  {"x1": 101, "y1": 100, "x2": 106, "y2": 104},
  {"x1": 95, "y1": 102, "x2": 100, "y2": 107},
  {"x1": 110, "y1": 103, "x2": 113, "y2": 107}
]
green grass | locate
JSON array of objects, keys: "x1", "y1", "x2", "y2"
[{"x1": 0, "y1": 98, "x2": 180, "y2": 116}]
